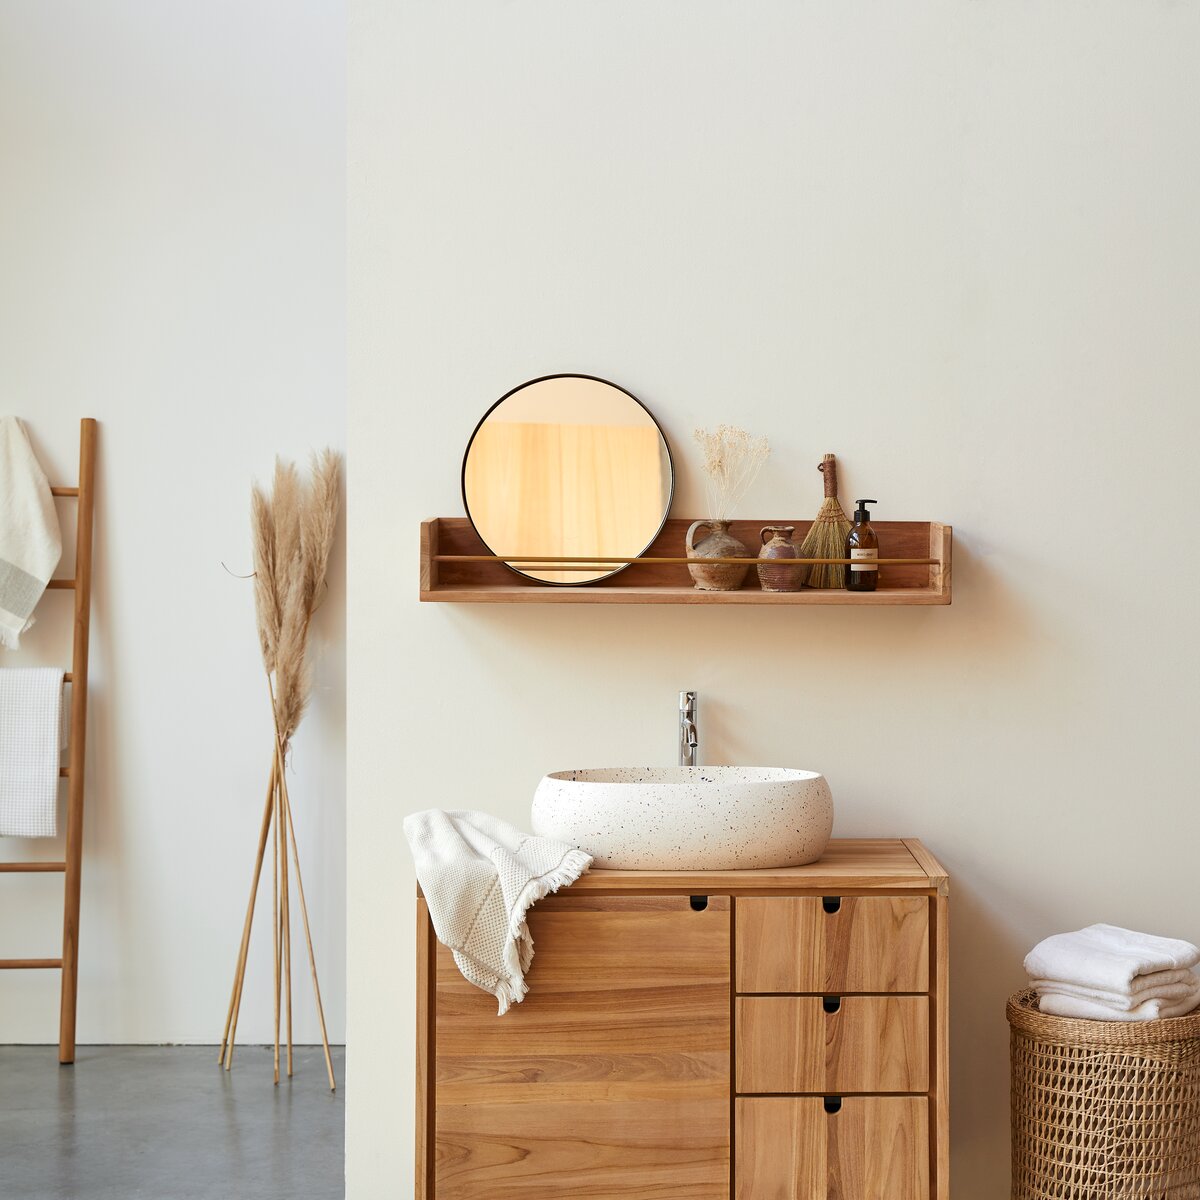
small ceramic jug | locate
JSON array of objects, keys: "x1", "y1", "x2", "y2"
[
  {"x1": 685, "y1": 520, "x2": 749, "y2": 591},
  {"x1": 757, "y1": 525, "x2": 805, "y2": 592}
]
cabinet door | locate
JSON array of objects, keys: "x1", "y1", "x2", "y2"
[
  {"x1": 432, "y1": 895, "x2": 730, "y2": 1200},
  {"x1": 735, "y1": 896, "x2": 928, "y2": 993},
  {"x1": 736, "y1": 1096, "x2": 929, "y2": 1200}
]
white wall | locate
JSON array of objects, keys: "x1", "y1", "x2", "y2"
[
  {"x1": 349, "y1": 2, "x2": 1200, "y2": 1195},
  {"x1": 1, "y1": 3, "x2": 346, "y2": 1046}
]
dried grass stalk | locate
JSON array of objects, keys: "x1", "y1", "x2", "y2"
[
  {"x1": 274, "y1": 604, "x2": 312, "y2": 748},
  {"x1": 272, "y1": 460, "x2": 303, "y2": 590},
  {"x1": 251, "y1": 486, "x2": 279, "y2": 673},
  {"x1": 693, "y1": 425, "x2": 770, "y2": 522},
  {"x1": 249, "y1": 450, "x2": 342, "y2": 751},
  {"x1": 302, "y1": 450, "x2": 340, "y2": 616},
  {"x1": 273, "y1": 462, "x2": 310, "y2": 748}
]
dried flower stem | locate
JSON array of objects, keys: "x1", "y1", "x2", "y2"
[{"x1": 693, "y1": 425, "x2": 770, "y2": 522}]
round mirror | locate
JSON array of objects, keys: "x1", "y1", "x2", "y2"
[{"x1": 462, "y1": 374, "x2": 674, "y2": 585}]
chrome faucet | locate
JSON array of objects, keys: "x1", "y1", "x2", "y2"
[{"x1": 679, "y1": 691, "x2": 699, "y2": 767}]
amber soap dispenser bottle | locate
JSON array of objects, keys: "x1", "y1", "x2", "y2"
[{"x1": 845, "y1": 499, "x2": 879, "y2": 592}]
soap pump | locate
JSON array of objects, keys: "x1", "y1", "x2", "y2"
[{"x1": 845, "y1": 499, "x2": 879, "y2": 592}]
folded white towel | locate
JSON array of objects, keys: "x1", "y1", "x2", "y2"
[
  {"x1": 1038, "y1": 975, "x2": 1200, "y2": 1022},
  {"x1": 1030, "y1": 970, "x2": 1200, "y2": 1012},
  {"x1": 0, "y1": 667, "x2": 65, "y2": 837},
  {"x1": 1024, "y1": 924, "x2": 1200, "y2": 995},
  {"x1": 0, "y1": 417, "x2": 62, "y2": 650},
  {"x1": 404, "y1": 808, "x2": 592, "y2": 1015}
]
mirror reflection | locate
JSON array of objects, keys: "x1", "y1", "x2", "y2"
[{"x1": 462, "y1": 375, "x2": 673, "y2": 584}]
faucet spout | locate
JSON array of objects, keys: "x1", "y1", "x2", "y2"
[{"x1": 679, "y1": 691, "x2": 699, "y2": 768}]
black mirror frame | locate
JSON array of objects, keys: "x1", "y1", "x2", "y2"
[{"x1": 461, "y1": 373, "x2": 675, "y2": 587}]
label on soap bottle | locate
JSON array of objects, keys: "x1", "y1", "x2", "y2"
[{"x1": 850, "y1": 548, "x2": 878, "y2": 572}]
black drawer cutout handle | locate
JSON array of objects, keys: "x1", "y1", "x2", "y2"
[
  {"x1": 822, "y1": 995, "x2": 841, "y2": 1014},
  {"x1": 822, "y1": 896, "x2": 841, "y2": 914},
  {"x1": 689, "y1": 895, "x2": 708, "y2": 911},
  {"x1": 824, "y1": 1096, "x2": 842, "y2": 1114}
]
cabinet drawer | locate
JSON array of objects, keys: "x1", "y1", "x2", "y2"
[
  {"x1": 736, "y1": 1096, "x2": 929, "y2": 1200},
  {"x1": 735, "y1": 895, "x2": 929, "y2": 993},
  {"x1": 736, "y1": 995, "x2": 929, "y2": 1094}
]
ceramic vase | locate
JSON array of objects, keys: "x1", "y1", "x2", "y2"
[
  {"x1": 685, "y1": 519, "x2": 749, "y2": 591},
  {"x1": 757, "y1": 525, "x2": 805, "y2": 592}
]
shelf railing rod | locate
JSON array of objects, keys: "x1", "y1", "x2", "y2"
[{"x1": 436, "y1": 554, "x2": 939, "y2": 567}]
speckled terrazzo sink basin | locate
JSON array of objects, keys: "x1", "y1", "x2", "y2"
[{"x1": 531, "y1": 766, "x2": 833, "y2": 870}]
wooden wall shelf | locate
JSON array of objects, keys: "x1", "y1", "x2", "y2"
[{"x1": 420, "y1": 518, "x2": 952, "y2": 605}]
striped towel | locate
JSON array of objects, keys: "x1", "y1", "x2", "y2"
[
  {"x1": 0, "y1": 667, "x2": 65, "y2": 837},
  {"x1": 0, "y1": 416, "x2": 63, "y2": 650}
]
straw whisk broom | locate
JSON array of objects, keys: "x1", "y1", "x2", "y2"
[
  {"x1": 799, "y1": 452, "x2": 852, "y2": 588},
  {"x1": 218, "y1": 450, "x2": 341, "y2": 1091}
]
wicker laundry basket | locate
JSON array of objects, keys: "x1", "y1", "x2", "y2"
[{"x1": 1008, "y1": 987, "x2": 1200, "y2": 1199}]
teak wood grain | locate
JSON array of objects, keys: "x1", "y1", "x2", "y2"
[
  {"x1": 934, "y1": 891, "x2": 950, "y2": 1199},
  {"x1": 420, "y1": 517, "x2": 952, "y2": 604},
  {"x1": 736, "y1": 995, "x2": 929, "y2": 1094},
  {"x1": 416, "y1": 841, "x2": 950, "y2": 1199},
  {"x1": 522, "y1": 838, "x2": 941, "y2": 895},
  {"x1": 736, "y1": 1096, "x2": 930, "y2": 1200},
  {"x1": 416, "y1": 899, "x2": 433, "y2": 1198},
  {"x1": 736, "y1": 895, "x2": 930, "y2": 994},
  {"x1": 432, "y1": 896, "x2": 730, "y2": 1199},
  {"x1": 902, "y1": 837, "x2": 950, "y2": 896}
]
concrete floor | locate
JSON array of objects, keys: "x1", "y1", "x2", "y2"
[{"x1": 0, "y1": 1045, "x2": 345, "y2": 1200}]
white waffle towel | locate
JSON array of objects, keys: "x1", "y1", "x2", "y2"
[
  {"x1": 1028, "y1": 969, "x2": 1200, "y2": 1011},
  {"x1": 0, "y1": 416, "x2": 62, "y2": 650},
  {"x1": 404, "y1": 809, "x2": 592, "y2": 1014},
  {"x1": 0, "y1": 667, "x2": 65, "y2": 837},
  {"x1": 1024, "y1": 924, "x2": 1200, "y2": 994},
  {"x1": 1038, "y1": 976, "x2": 1200, "y2": 1022}
]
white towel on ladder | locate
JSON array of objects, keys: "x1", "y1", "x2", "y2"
[
  {"x1": 0, "y1": 667, "x2": 65, "y2": 837},
  {"x1": 0, "y1": 416, "x2": 63, "y2": 649}
]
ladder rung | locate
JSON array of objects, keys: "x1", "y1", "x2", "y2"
[
  {"x1": 0, "y1": 862, "x2": 67, "y2": 873},
  {"x1": 59, "y1": 767, "x2": 70, "y2": 777},
  {"x1": 0, "y1": 959, "x2": 63, "y2": 969},
  {"x1": 50, "y1": 487, "x2": 79, "y2": 497},
  {"x1": 47, "y1": 579, "x2": 76, "y2": 590}
]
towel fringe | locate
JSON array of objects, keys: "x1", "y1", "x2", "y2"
[
  {"x1": 0, "y1": 614, "x2": 33, "y2": 651},
  {"x1": 498, "y1": 848, "x2": 593, "y2": 1014},
  {"x1": 492, "y1": 972, "x2": 529, "y2": 1017}
]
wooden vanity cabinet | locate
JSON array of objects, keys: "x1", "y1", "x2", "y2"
[{"x1": 416, "y1": 838, "x2": 949, "y2": 1200}]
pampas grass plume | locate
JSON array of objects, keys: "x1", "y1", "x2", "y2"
[
  {"x1": 251, "y1": 485, "x2": 279, "y2": 673},
  {"x1": 249, "y1": 449, "x2": 341, "y2": 750}
]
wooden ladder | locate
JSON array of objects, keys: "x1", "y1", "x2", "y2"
[{"x1": 0, "y1": 418, "x2": 97, "y2": 1063}]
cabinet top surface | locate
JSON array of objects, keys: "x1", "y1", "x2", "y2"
[
  {"x1": 416, "y1": 838, "x2": 948, "y2": 897},
  {"x1": 562, "y1": 838, "x2": 947, "y2": 893}
]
